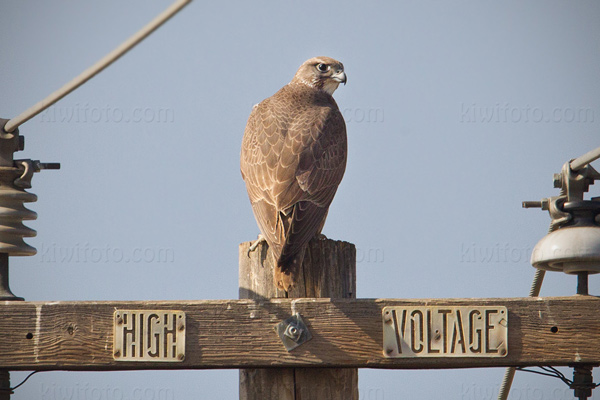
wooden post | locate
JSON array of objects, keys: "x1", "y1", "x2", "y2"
[
  {"x1": 239, "y1": 238, "x2": 358, "y2": 400},
  {"x1": 0, "y1": 371, "x2": 11, "y2": 400}
]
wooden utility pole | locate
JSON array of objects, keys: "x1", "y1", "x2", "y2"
[
  {"x1": 0, "y1": 371, "x2": 11, "y2": 400},
  {"x1": 239, "y1": 238, "x2": 358, "y2": 400}
]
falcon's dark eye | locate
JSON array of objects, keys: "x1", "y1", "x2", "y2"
[{"x1": 316, "y1": 63, "x2": 330, "y2": 73}]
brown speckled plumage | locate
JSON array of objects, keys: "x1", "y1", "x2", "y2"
[{"x1": 241, "y1": 57, "x2": 347, "y2": 291}]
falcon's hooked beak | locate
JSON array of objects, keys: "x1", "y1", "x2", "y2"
[{"x1": 332, "y1": 70, "x2": 347, "y2": 85}]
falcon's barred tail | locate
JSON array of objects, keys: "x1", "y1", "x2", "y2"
[
  {"x1": 274, "y1": 248, "x2": 306, "y2": 292},
  {"x1": 273, "y1": 201, "x2": 328, "y2": 291}
]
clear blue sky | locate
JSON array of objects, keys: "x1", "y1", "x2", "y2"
[{"x1": 1, "y1": 1, "x2": 599, "y2": 399}]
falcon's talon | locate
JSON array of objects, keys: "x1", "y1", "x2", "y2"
[{"x1": 247, "y1": 234, "x2": 266, "y2": 257}]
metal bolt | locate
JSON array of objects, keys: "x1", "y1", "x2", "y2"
[
  {"x1": 275, "y1": 313, "x2": 312, "y2": 351},
  {"x1": 178, "y1": 353, "x2": 185, "y2": 361},
  {"x1": 178, "y1": 324, "x2": 185, "y2": 331},
  {"x1": 553, "y1": 173, "x2": 563, "y2": 188},
  {"x1": 284, "y1": 322, "x2": 303, "y2": 342},
  {"x1": 114, "y1": 350, "x2": 120, "y2": 357},
  {"x1": 385, "y1": 348, "x2": 394, "y2": 355},
  {"x1": 522, "y1": 201, "x2": 543, "y2": 209},
  {"x1": 116, "y1": 317, "x2": 123, "y2": 325},
  {"x1": 571, "y1": 365, "x2": 594, "y2": 400}
]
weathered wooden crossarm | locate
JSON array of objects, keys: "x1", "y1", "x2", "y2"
[{"x1": 0, "y1": 297, "x2": 598, "y2": 371}]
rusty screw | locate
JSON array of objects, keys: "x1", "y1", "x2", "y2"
[{"x1": 383, "y1": 310, "x2": 392, "y2": 323}]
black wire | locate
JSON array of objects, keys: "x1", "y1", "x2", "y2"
[
  {"x1": 517, "y1": 366, "x2": 600, "y2": 389},
  {"x1": 546, "y1": 366, "x2": 571, "y2": 383},
  {"x1": 547, "y1": 366, "x2": 567, "y2": 378},
  {"x1": 516, "y1": 367, "x2": 566, "y2": 380},
  {"x1": 517, "y1": 366, "x2": 572, "y2": 386},
  {"x1": 540, "y1": 366, "x2": 572, "y2": 385},
  {"x1": 10, "y1": 371, "x2": 39, "y2": 391}
]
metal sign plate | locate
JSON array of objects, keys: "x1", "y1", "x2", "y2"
[
  {"x1": 113, "y1": 310, "x2": 186, "y2": 362},
  {"x1": 382, "y1": 306, "x2": 507, "y2": 358}
]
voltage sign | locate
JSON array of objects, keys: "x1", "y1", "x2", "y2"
[{"x1": 382, "y1": 306, "x2": 507, "y2": 358}]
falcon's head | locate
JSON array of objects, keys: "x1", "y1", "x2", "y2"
[{"x1": 291, "y1": 56, "x2": 347, "y2": 95}]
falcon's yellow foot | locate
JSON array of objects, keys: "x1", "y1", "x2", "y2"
[{"x1": 247, "y1": 234, "x2": 266, "y2": 257}]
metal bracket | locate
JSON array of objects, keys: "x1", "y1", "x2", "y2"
[
  {"x1": 523, "y1": 160, "x2": 600, "y2": 229},
  {"x1": 274, "y1": 312, "x2": 312, "y2": 351},
  {"x1": 559, "y1": 161, "x2": 600, "y2": 202}
]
